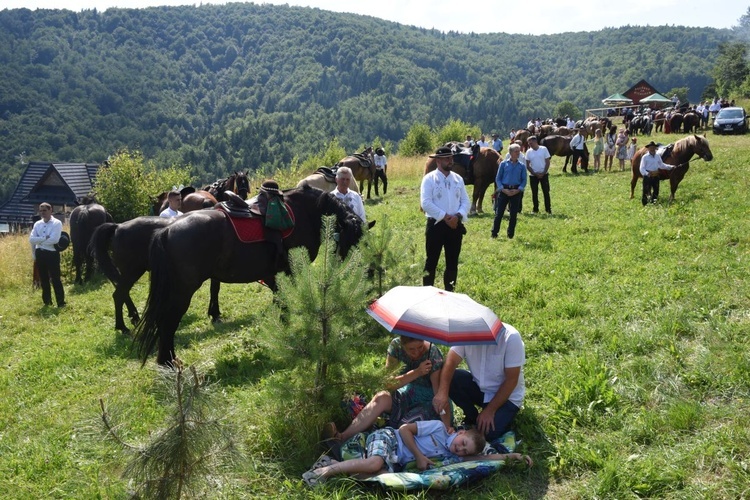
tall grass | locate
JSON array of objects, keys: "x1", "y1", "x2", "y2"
[{"x1": 1, "y1": 130, "x2": 749, "y2": 498}]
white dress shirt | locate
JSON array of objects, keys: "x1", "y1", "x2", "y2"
[
  {"x1": 420, "y1": 169, "x2": 470, "y2": 223},
  {"x1": 332, "y1": 187, "x2": 366, "y2": 222}
]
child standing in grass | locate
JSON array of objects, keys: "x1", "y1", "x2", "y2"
[{"x1": 303, "y1": 421, "x2": 532, "y2": 487}]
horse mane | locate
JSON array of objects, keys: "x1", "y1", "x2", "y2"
[{"x1": 296, "y1": 185, "x2": 363, "y2": 254}]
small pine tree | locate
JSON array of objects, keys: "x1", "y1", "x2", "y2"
[
  {"x1": 99, "y1": 363, "x2": 240, "y2": 499},
  {"x1": 260, "y1": 216, "x2": 373, "y2": 405}
]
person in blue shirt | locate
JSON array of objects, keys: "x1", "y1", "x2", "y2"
[
  {"x1": 491, "y1": 143, "x2": 527, "y2": 239},
  {"x1": 491, "y1": 133, "x2": 503, "y2": 153},
  {"x1": 302, "y1": 420, "x2": 532, "y2": 486}
]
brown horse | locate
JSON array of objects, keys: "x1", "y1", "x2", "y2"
[
  {"x1": 296, "y1": 169, "x2": 360, "y2": 194},
  {"x1": 337, "y1": 148, "x2": 376, "y2": 199},
  {"x1": 152, "y1": 186, "x2": 218, "y2": 215},
  {"x1": 203, "y1": 171, "x2": 250, "y2": 201},
  {"x1": 540, "y1": 135, "x2": 589, "y2": 173},
  {"x1": 630, "y1": 135, "x2": 713, "y2": 203},
  {"x1": 513, "y1": 129, "x2": 531, "y2": 150},
  {"x1": 682, "y1": 112, "x2": 701, "y2": 133},
  {"x1": 424, "y1": 146, "x2": 500, "y2": 215}
]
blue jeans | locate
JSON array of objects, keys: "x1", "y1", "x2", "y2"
[{"x1": 449, "y1": 369, "x2": 519, "y2": 442}]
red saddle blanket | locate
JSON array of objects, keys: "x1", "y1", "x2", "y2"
[{"x1": 217, "y1": 206, "x2": 295, "y2": 243}]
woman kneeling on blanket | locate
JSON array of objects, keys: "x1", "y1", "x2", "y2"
[
  {"x1": 304, "y1": 420, "x2": 532, "y2": 486},
  {"x1": 324, "y1": 335, "x2": 452, "y2": 443}
]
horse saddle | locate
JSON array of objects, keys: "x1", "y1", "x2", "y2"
[
  {"x1": 346, "y1": 153, "x2": 372, "y2": 168},
  {"x1": 448, "y1": 144, "x2": 475, "y2": 168},
  {"x1": 216, "y1": 201, "x2": 295, "y2": 244},
  {"x1": 218, "y1": 190, "x2": 252, "y2": 218},
  {"x1": 315, "y1": 166, "x2": 338, "y2": 183},
  {"x1": 657, "y1": 144, "x2": 674, "y2": 162}
]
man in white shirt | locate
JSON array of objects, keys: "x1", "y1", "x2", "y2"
[
  {"x1": 159, "y1": 191, "x2": 183, "y2": 218},
  {"x1": 373, "y1": 147, "x2": 388, "y2": 195},
  {"x1": 476, "y1": 135, "x2": 489, "y2": 148},
  {"x1": 525, "y1": 136, "x2": 552, "y2": 214},
  {"x1": 332, "y1": 166, "x2": 366, "y2": 222},
  {"x1": 639, "y1": 141, "x2": 674, "y2": 205},
  {"x1": 29, "y1": 202, "x2": 66, "y2": 307},
  {"x1": 420, "y1": 146, "x2": 470, "y2": 292},
  {"x1": 433, "y1": 323, "x2": 526, "y2": 446},
  {"x1": 569, "y1": 128, "x2": 587, "y2": 174}
]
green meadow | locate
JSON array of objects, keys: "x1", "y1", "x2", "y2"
[{"x1": 1, "y1": 129, "x2": 749, "y2": 498}]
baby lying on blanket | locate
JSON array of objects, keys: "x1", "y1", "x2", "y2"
[{"x1": 303, "y1": 420, "x2": 532, "y2": 487}]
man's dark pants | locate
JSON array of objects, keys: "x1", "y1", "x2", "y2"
[
  {"x1": 529, "y1": 174, "x2": 551, "y2": 213},
  {"x1": 492, "y1": 191, "x2": 522, "y2": 238},
  {"x1": 449, "y1": 369, "x2": 519, "y2": 442},
  {"x1": 642, "y1": 175, "x2": 660, "y2": 205},
  {"x1": 423, "y1": 218, "x2": 463, "y2": 292},
  {"x1": 571, "y1": 148, "x2": 585, "y2": 173},
  {"x1": 35, "y1": 248, "x2": 65, "y2": 306},
  {"x1": 374, "y1": 169, "x2": 388, "y2": 195}
]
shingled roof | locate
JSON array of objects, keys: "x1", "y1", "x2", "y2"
[{"x1": 0, "y1": 162, "x2": 99, "y2": 225}]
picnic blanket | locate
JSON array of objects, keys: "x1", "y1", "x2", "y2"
[{"x1": 340, "y1": 430, "x2": 517, "y2": 492}]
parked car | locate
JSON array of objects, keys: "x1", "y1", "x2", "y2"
[{"x1": 713, "y1": 107, "x2": 748, "y2": 135}]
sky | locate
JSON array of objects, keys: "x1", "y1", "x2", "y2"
[{"x1": 3, "y1": 0, "x2": 748, "y2": 35}]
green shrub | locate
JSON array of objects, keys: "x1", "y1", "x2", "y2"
[{"x1": 398, "y1": 122, "x2": 434, "y2": 156}]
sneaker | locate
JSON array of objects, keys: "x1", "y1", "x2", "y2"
[{"x1": 302, "y1": 469, "x2": 327, "y2": 487}]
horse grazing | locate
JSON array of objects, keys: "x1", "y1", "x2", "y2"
[
  {"x1": 204, "y1": 171, "x2": 250, "y2": 201},
  {"x1": 296, "y1": 168, "x2": 360, "y2": 194},
  {"x1": 337, "y1": 148, "x2": 377, "y2": 199},
  {"x1": 540, "y1": 135, "x2": 589, "y2": 173},
  {"x1": 70, "y1": 199, "x2": 113, "y2": 284},
  {"x1": 133, "y1": 186, "x2": 364, "y2": 365},
  {"x1": 630, "y1": 135, "x2": 714, "y2": 203},
  {"x1": 424, "y1": 145, "x2": 500, "y2": 215}
]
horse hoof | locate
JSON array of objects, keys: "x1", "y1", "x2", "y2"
[{"x1": 211, "y1": 316, "x2": 223, "y2": 324}]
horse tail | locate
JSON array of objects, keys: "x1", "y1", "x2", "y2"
[
  {"x1": 72, "y1": 208, "x2": 88, "y2": 264},
  {"x1": 90, "y1": 223, "x2": 121, "y2": 285},
  {"x1": 133, "y1": 227, "x2": 171, "y2": 365}
]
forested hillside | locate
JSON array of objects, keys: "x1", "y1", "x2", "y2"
[{"x1": 0, "y1": 3, "x2": 729, "y2": 201}]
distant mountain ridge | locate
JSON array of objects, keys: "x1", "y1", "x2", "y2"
[{"x1": 0, "y1": 3, "x2": 728, "y2": 200}]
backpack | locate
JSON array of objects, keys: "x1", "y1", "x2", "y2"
[{"x1": 264, "y1": 197, "x2": 294, "y2": 231}]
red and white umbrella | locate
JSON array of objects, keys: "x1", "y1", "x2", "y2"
[{"x1": 367, "y1": 286, "x2": 503, "y2": 346}]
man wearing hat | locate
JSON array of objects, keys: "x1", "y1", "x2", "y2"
[
  {"x1": 29, "y1": 202, "x2": 66, "y2": 307},
  {"x1": 373, "y1": 147, "x2": 388, "y2": 195},
  {"x1": 420, "y1": 146, "x2": 470, "y2": 292},
  {"x1": 639, "y1": 141, "x2": 673, "y2": 205}
]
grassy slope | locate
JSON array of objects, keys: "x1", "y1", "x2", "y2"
[{"x1": 0, "y1": 129, "x2": 749, "y2": 499}]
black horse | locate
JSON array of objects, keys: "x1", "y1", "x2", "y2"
[
  {"x1": 70, "y1": 199, "x2": 113, "y2": 284},
  {"x1": 134, "y1": 185, "x2": 364, "y2": 365},
  {"x1": 91, "y1": 217, "x2": 227, "y2": 334}
]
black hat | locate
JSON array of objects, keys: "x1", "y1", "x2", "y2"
[
  {"x1": 376, "y1": 147, "x2": 384, "y2": 155},
  {"x1": 55, "y1": 231, "x2": 70, "y2": 252},
  {"x1": 260, "y1": 179, "x2": 282, "y2": 195},
  {"x1": 645, "y1": 141, "x2": 658, "y2": 148},
  {"x1": 429, "y1": 146, "x2": 454, "y2": 158}
]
